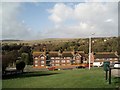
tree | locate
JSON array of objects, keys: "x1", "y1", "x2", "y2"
[
  {"x1": 21, "y1": 53, "x2": 29, "y2": 65},
  {"x1": 2, "y1": 51, "x2": 18, "y2": 71},
  {"x1": 2, "y1": 55, "x2": 10, "y2": 72}
]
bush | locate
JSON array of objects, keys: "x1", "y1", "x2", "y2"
[{"x1": 16, "y1": 60, "x2": 25, "y2": 72}]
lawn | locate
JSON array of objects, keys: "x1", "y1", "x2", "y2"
[{"x1": 2, "y1": 67, "x2": 120, "y2": 88}]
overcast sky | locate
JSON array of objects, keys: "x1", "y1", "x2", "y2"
[{"x1": 1, "y1": 0, "x2": 119, "y2": 40}]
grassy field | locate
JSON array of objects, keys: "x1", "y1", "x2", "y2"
[{"x1": 2, "y1": 67, "x2": 120, "y2": 88}]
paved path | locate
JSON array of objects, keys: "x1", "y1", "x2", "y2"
[{"x1": 111, "y1": 69, "x2": 120, "y2": 77}]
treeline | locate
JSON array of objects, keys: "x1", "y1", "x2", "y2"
[{"x1": 32, "y1": 37, "x2": 119, "y2": 54}]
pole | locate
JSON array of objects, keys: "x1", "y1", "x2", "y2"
[
  {"x1": 109, "y1": 68, "x2": 111, "y2": 84},
  {"x1": 89, "y1": 36, "x2": 91, "y2": 70}
]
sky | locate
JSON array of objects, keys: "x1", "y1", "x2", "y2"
[{"x1": 1, "y1": 0, "x2": 119, "y2": 40}]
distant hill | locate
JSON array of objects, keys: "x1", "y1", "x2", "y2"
[
  {"x1": 2, "y1": 39, "x2": 22, "y2": 42},
  {"x1": 1, "y1": 36, "x2": 118, "y2": 45}
]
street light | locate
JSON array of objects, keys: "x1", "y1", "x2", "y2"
[{"x1": 89, "y1": 33, "x2": 95, "y2": 70}]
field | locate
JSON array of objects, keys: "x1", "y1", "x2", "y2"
[{"x1": 2, "y1": 67, "x2": 120, "y2": 88}]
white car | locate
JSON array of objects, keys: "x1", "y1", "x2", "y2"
[{"x1": 114, "y1": 63, "x2": 120, "y2": 68}]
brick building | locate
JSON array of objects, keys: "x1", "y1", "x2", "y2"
[
  {"x1": 93, "y1": 52, "x2": 119, "y2": 64},
  {"x1": 33, "y1": 51, "x2": 86, "y2": 68}
]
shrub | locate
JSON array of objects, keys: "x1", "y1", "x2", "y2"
[{"x1": 16, "y1": 60, "x2": 25, "y2": 72}]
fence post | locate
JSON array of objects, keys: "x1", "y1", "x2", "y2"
[{"x1": 109, "y1": 68, "x2": 111, "y2": 84}]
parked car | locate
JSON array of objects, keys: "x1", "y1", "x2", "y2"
[{"x1": 114, "y1": 62, "x2": 120, "y2": 68}]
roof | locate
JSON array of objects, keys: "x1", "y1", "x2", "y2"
[
  {"x1": 95, "y1": 52, "x2": 119, "y2": 59},
  {"x1": 32, "y1": 52, "x2": 43, "y2": 57},
  {"x1": 49, "y1": 51, "x2": 59, "y2": 57},
  {"x1": 62, "y1": 51, "x2": 73, "y2": 57}
]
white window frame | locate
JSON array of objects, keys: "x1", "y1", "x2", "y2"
[
  {"x1": 109, "y1": 58, "x2": 113, "y2": 60},
  {"x1": 35, "y1": 64, "x2": 38, "y2": 67},
  {"x1": 35, "y1": 57, "x2": 38, "y2": 59},
  {"x1": 55, "y1": 60, "x2": 60, "y2": 63},
  {"x1": 55, "y1": 64, "x2": 60, "y2": 66},
  {"x1": 51, "y1": 57, "x2": 54, "y2": 59},
  {"x1": 66, "y1": 57, "x2": 70, "y2": 59},
  {"x1": 67, "y1": 60, "x2": 70, "y2": 63},
  {"x1": 56, "y1": 57, "x2": 60, "y2": 59},
  {"x1": 41, "y1": 56, "x2": 44, "y2": 60},
  {"x1": 41, "y1": 61, "x2": 44, "y2": 64},
  {"x1": 35, "y1": 60, "x2": 38, "y2": 63},
  {"x1": 62, "y1": 60, "x2": 65, "y2": 63},
  {"x1": 41, "y1": 65, "x2": 44, "y2": 66},
  {"x1": 115, "y1": 58, "x2": 118, "y2": 60}
]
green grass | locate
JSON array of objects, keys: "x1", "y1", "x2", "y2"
[{"x1": 2, "y1": 67, "x2": 120, "y2": 88}]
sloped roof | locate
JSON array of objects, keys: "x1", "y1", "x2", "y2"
[
  {"x1": 62, "y1": 51, "x2": 73, "y2": 57},
  {"x1": 95, "y1": 52, "x2": 119, "y2": 59},
  {"x1": 49, "y1": 51, "x2": 59, "y2": 57},
  {"x1": 32, "y1": 52, "x2": 43, "y2": 57}
]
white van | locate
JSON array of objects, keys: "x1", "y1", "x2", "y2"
[{"x1": 93, "y1": 62, "x2": 103, "y2": 67}]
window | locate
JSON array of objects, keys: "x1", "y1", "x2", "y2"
[
  {"x1": 52, "y1": 64, "x2": 54, "y2": 66},
  {"x1": 56, "y1": 57, "x2": 60, "y2": 59},
  {"x1": 76, "y1": 60, "x2": 80, "y2": 63},
  {"x1": 35, "y1": 57, "x2": 38, "y2": 59},
  {"x1": 55, "y1": 60, "x2": 60, "y2": 63},
  {"x1": 41, "y1": 65, "x2": 44, "y2": 66},
  {"x1": 41, "y1": 61, "x2": 44, "y2": 64},
  {"x1": 109, "y1": 58, "x2": 113, "y2": 60},
  {"x1": 41, "y1": 56, "x2": 44, "y2": 60},
  {"x1": 55, "y1": 64, "x2": 60, "y2": 66},
  {"x1": 35, "y1": 60, "x2": 38, "y2": 63},
  {"x1": 62, "y1": 60, "x2": 65, "y2": 63},
  {"x1": 67, "y1": 60, "x2": 70, "y2": 63},
  {"x1": 35, "y1": 64, "x2": 38, "y2": 67},
  {"x1": 52, "y1": 60, "x2": 54, "y2": 63},
  {"x1": 115, "y1": 58, "x2": 118, "y2": 60},
  {"x1": 66, "y1": 57, "x2": 70, "y2": 59},
  {"x1": 51, "y1": 57, "x2": 54, "y2": 59}
]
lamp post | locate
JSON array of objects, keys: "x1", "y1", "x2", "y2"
[
  {"x1": 89, "y1": 36, "x2": 91, "y2": 70},
  {"x1": 89, "y1": 33, "x2": 95, "y2": 70}
]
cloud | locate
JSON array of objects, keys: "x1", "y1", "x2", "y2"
[
  {"x1": 85, "y1": 0, "x2": 119, "y2": 2},
  {"x1": 47, "y1": 2, "x2": 118, "y2": 38},
  {"x1": 1, "y1": 2, "x2": 32, "y2": 40},
  {"x1": 48, "y1": 3, "x2": 73, "y2": 24},
  {"x1": 2, "y1": 0, "x2": 38, "y2": 2},
  {"x1": 1, "y1": 2, "x2": 118, "y2": 40},
  {"x1": 104, "y1": 19, "x2": 113, "y2": 22}
]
